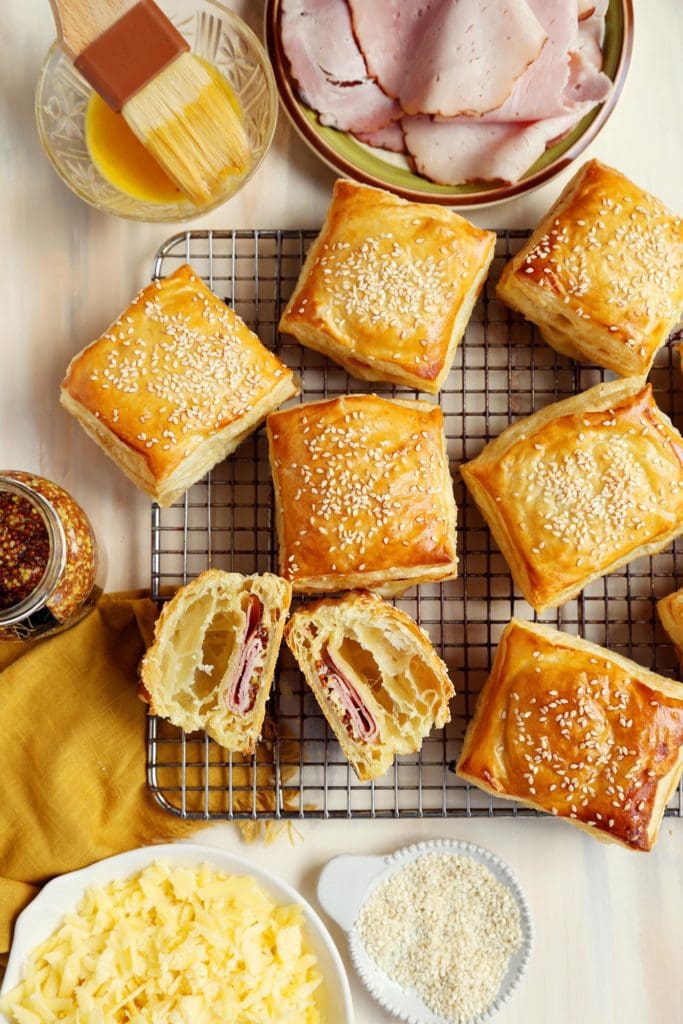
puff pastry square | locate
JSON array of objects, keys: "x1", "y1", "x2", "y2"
[
  {"x1": 285, "y1": 590, "x2": 454, "y2": 781},
  {"x1": 267, "y1": 394, "x2": 458, "y2": 596},
  {"x1": 61, "y1": 264, "x2": 298, "y2": 506},
  {"x1": 497, "y1": 160, "x2": 683, "y2": 378},
  {"x1": 458, "y1": 619, "x2": 683, "y2": 851},
  {"x1": 461, "y1": 379, "x2": 683, "y2": 612},
  {"x1": 140, "y1": 569, "x2": 292, "y2": 754},
  {"x1": 657, "y1": 588, "x2": 683, "y2": 672},
  {"x1": 279, "y1": 180, "x2": 495, "y2": 394}
]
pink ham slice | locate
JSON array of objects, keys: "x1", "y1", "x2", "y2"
[
  {"x1": 354, "y1": 121, "x2": 406, "y2": 153},
  {"x1": 403, "y1": 112, "x2": 583, "y2": 186},
  {"x1": 280, "y1": 0, "x2": 399, "y2": 133},
  {"x1": 226, "y1": 595, "x2": 265, "y2": 716},
  {"x1": 347, "y1": 0, "x2": 439, "y2": 100},
  {"x1": 398, "y1": 0, "x2": 548, "y2": 117},
  {"x1": 435, "y1": 0, "x2": 610, "y2": 124},
  {"x1": 321, "y1": 646, "x2": 379, "y2": 743}
]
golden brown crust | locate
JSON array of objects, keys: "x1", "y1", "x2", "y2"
[
  {"x1": 457, "y1": 619, "x2": 683, "y2": 851},
  {"x1": 267, "y1": 394, "x2": 458, "y2": 595},
  {"x1": 461, "y1": 379, "x2": 683, "y2": 612},
  {"x1": 140, "y1": 569, "x2": 292, "y2": 754},
  {"x1": 284, "y1": 590, "x2": 454, "y2": 781},
  {"x1": 60, "y1": 264, "x2": 298, "y2": 506},
  {"x1": 657, "y1": 588, "x2": 683, "y2": 671},
  {"x1": 497, "y1": 160, "x2": 683, "y2": 378},
  {"x1": 279, "y1": 180, "x2": 495, "y2": 394}
]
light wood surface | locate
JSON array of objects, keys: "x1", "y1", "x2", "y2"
[{"x1": 2, "y1": 2, "x2": 683, "y2": 1022}]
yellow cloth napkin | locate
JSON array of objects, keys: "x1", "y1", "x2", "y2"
[{"x1": 0, "y1": 593, "x2": 198, "y2": 956}]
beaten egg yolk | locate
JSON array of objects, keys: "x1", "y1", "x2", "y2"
[{"x1": 85, "y1": 65, "x2": 243, "y2": 205}]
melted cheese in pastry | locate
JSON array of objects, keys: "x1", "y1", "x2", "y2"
[
  {"x1": 461, "y1": 378, "x2": 683, "y2": 611},
  {"x1": 497, "y1": 159, "x2": 683, "y2": 378},
  {"x1": 267, "y1": 394, "x2": 458, "y2": 596},
  {"x1": 458, "y1": 619, "x2": 683, "y2": 851}
]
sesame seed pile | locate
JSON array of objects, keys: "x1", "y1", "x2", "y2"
[
  {"x1": 312, "y1": 228, "x2": 464, "y2": 341},
  {"x1": 89, "y1": 280, "x2": 280, "y2": 450},
  {"x1": 522, "y1": 186, "x2": 681, "y2": 346},
  {"x1": 271, "y1": 402, "x2": 447, "y2": 579},
  {"x1": 357, "y1": 853, "x2": 522, "y2": 1024}
]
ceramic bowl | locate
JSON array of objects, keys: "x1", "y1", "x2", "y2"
[
  {"x1": 266, "y1": 0, "x2": 633, "y2": 208},
  {"x1": 317, "y1": 838, "x2": 533, "y2": 1024},
  {"x1": 1, "y1": 842, "x2": 353, "y2": 1024},
  {"x1": 35, "y1": 1, "x2": 278, "y2": 222}
]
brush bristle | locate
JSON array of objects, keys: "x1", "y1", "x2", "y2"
[{"x1": 123, "y1": 52, "x2": 250, "y2": 206}]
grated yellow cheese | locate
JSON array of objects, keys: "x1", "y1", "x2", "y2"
[{"x1": 0, "y1": 861, "x2": 323, "y2": 1023}]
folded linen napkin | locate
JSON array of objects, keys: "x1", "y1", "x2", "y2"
[{"x1": 0, "y1": 593, "x2": 199, "y2": 956}]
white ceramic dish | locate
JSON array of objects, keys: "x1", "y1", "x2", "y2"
[
  {"x1": 1, "y1": 842, "x2": 353, "y2": 1024},
  {"x1": 317, "y1": 839, "x2": 532, "y2": 1024}
]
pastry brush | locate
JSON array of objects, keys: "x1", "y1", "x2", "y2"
[{"x1": 48, "y1": 0, "x2": 250, "y2": 205}]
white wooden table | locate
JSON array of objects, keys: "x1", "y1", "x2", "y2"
[{"x1": 3, "y1": 1, "x2": 682, "y2": 1021}]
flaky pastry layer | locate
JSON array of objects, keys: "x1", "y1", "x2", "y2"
[
  {"x1": 267, "y1": 394, "x2": 458, "y2": 595},
  {"x1": 458, "y1": 619, "x2": 683, "y2": 851},
  {"x1": 280, "y1": 180, "x2": 495, "y2": 394},
  {"x1": 285, "y1": 590, "x2": 454, "y2": 781},
  {"x1": 461, "y1": 378, "x2": 683, "y2": 612},
  {"x1": 497, "y1": 159, "x2": 683, "y2": 378}
]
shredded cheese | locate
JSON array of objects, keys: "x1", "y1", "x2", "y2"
[{"x1": 0, "y1": 861, "x2": 323, "y2": 1023}]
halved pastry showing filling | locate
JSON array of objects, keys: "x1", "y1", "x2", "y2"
[
  {"x1": 140, "y1": 569, "x2": 292, "y2": 753},
  {"x1": 285, "y1": 591, "x2": 455, "y2": 781}
]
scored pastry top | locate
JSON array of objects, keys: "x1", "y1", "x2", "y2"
[
  {"x1": 62, "y1": 263, "x2": 296, "y2": 483},
  {"x1": 461, "y1": 378, "x2": 683, "y2": 611},
  {"x1": 267, "y1": 394, "x2": 458, "y2": 593},
  {"x1": 279, "y1": 179, "x2": 495, "y2": 392},
  {"x1": 497, "y1": 160, "x2": 683, "y2": 377},
  {"x1": 458, "y1": 619, "x2": 683, "y2": 851}
]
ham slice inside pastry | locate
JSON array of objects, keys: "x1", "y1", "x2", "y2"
[
  {"x1": 226, "y1": 595, "x2": 266, "y2": 716},
  {"x1": 280, "y1": 0, "x2": 400, "y2": 133},
  {"x1": 320, "y1": 644, "x2": 379, "y2": 743}
]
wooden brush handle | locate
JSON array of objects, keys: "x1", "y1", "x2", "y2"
[{"x1": 48, "y1": 0, "x2": 138, "y2": 59}]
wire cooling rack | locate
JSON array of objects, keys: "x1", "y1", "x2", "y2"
[{"x1": 147, "y1": 227, "x2": 683, "y2": 821}]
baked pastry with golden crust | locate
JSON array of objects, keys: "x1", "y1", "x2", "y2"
[
  {"x1": 285, "y1": 590, "x2": 454, "y2": 781},
  {"x1": 61, "y1": 265, "x2": 298, "y2": 507},
  {"x1": 267, "y1": 394, "x2": 458, "y2": 596},
  {"x1": 461, "y1": 378, "x2": 683, "y2": 612},
  {"x1": 457, "y1": 619, "x2": 683, "y2": 851},
  {"x1": 140, "y1": 569, "x2": 292, "y2": 754},
  {"x1": 497, "y1": 160, "x2": 683, "y2": 378},
  {"x1": 657, "y1": 588, "x2": 683, "y2": 672},
  {"x1": 279, "y1": 180, "x2": 495, "y2": 394}
]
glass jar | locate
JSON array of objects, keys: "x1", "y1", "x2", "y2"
[{"x1": 0, "y1": 471, "x2": 104, "y2": 643}]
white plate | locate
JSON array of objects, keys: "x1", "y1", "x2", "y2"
[
  {"x1": 1, "y1": 842, "x2": 353, "y2": 1024},
  {"x1": 317, "y1": 839, "x2": 532, "y2": 1024}
]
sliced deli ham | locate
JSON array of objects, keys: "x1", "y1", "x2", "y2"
[
  {"x1": 354, "y1": 121, "x2": 406, "y2": 153},
  {"x1": 347, "y1": 0, "x2": 438, "y2": 100},
  {"x1": 403, "y1": 113, "x2": 583, "y2": 186},
  {"x1": 399, "y1": 0, "x2": 548, "y2": 117},
  {"x1": 321, "y1": 645, "x2": 379, "y2": 743},
  {"x1": 280, "y1": 0, "x2": 399, "y2": 133}
]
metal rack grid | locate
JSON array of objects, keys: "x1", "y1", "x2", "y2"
[{"x1": 147, "y1": 227, "x2": 683, "y2": 821}]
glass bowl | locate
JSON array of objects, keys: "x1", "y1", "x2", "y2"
[{"x1": 35, "y1": 1, "x2": 278, "y2": 222}]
